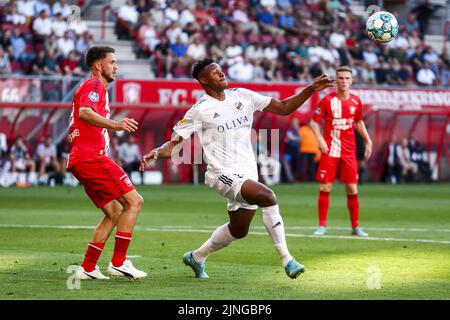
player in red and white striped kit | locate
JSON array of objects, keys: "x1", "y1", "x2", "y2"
[
  {"x1": 68, "y1": 46, "x2": 146, "y2": 279},
  {"x1": 310, "y1": 66, "x2": 372, "y2": 237}
]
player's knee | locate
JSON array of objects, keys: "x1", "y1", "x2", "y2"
[
  {"x1": 258, "y1": 190, "x2": 277, "y2": 207},
  {"x1": 134, "y1": 194, "x2": 144, "y2": 210},
  {"x1": 229, "y1": 226, "x2": 249, "y2": 239}
]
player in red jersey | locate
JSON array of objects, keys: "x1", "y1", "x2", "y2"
[
  {"x1": 67, "y1": 46, "x2": 146, "y2": 279},
  {"x1": 310, "y1": 66, "x2": 372, "y2": 237}
]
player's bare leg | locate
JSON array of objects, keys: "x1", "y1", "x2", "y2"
[
  {"x1": 314, "y1": 182, "x2": 333, "y2": 236},
  {"x1": 107, "y1": 189, "x2": 147, "y2": 279},
  {"x1": 345, "y1": 183, "x2": 368, "y2": 237},
  {"x1": 240, "y1": 179, "x2": 305, "y2": 279},
  {"x1": 185, "y1": 209, "x2": 255, "y2": 278},
  {"x1": 76, "y1": 200, "x2": 123, "y2": 280}
]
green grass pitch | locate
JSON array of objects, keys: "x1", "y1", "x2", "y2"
[{"x1": 0, "y1": 183, "x2": 449, "y2": 300}]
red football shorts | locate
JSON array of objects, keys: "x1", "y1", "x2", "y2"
[
  {"x1": 316, "y1": 153, "x2": 358, "y2": 184},
  {"x1": 68, "y1": 157, "x2": 135, "y2": 208}
]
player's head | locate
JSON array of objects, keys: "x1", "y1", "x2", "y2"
[
  {"x1": 191, "y1": 58, "x2": 228, "y2": 91},
  {"x1": 85, "y1": 46, "x2": 117, "y2": 83},
  {"x1": 335, "y1": 66, "x2": 353, "y2": 92}
]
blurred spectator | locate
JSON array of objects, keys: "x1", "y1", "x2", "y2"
[
  {"x1": 416, "y1": 61, "x2": 437, "y2": 86},
  {"x1": 0, "y1": 47, "x2": 12, "y2": 74},
  {"x1": 118, "y1": 135, "x2": 142, "y2": 177},
  {"x1": 60, "y1": 50, "x2": 84, "y2": 76},
  {"x1": 57, "y1": 31, "x2": 75, "y2": 57},
  {"x1": 386, "y1": 139, "x2": 401, "y2": 184},
  {"x1": 228, "y1": 56, "x2": 255, "y2": 82},
  {"x1": 232, "y1": 1, "x2": 259, "y2": 34},
  {"x1": 283, "y1": 118, "x2": 300, "y2": 183},
  {"x1": 67, "y1": 16, "x2": 88, "y2": 36},
  {"x1": 398, "y1": 62, "x2": 414, "y2": 86},
  {"x1": 138, "y1": 16, "x2": 160, "y2": 52},
  {"x1": 411, "y1": 0, "x2": 443, "y2": 37},
  {"x1": 116, "y1": 0, "x2": 139, "y2": 40},
  {"x1": 361, "y1": 63, "x2": 377, "y2": 85},
  {"x1": 397, "y1": 138, "x2": 419, "y2": 182},
  {"x1": 186, "y1": 34, "x2": 206, "y2": 61},
  {"x1": 52, "y1": 0, "x2": 72, "y2": 18},
  {"x1": 32, "y1": 10, "x2": 52, "y2": 42},
  {"x1": 8, "y1": 136, "x2": 36, "y2": 184},
  {"x1": 29, "y1": 48, "x2": 47, "y2": 74},
  {"x1": 34, "y1": 0, "x2": 51, "y2": 17},
  {"x1": 299, "y1": 123, "x2": 320, "y2": 182},
  {"x1": 404, "y1": 13, "x2": 420, "y2": 34},
  {"x1": 409, "y1": 138, "x2": 431, "y2": 182},
  {"x1": 76, "y1": 31, "x2": 93, "y2": 55},
  {"x1": 5, "y1": 5, "x2": 26, "y2": 24},
  {"x1": 51, "y1": 12, "x2": 68, "y2": 38},
  {"x1": 108, "y1": 135, "x2": 122, "y2": 167},
  {"x1": 17, "y1": 0, "x2": 36, "y2": 23},
  {"x1": 35, "y1": 136, "x2": 60, "y2": 184}
]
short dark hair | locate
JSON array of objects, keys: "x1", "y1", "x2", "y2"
[
  {"x1": 191, "y1": 58, "x2": 215, "y2": 80},
  {"x1": 85, "y1": 46, "x2": 115, "y2": 68}
]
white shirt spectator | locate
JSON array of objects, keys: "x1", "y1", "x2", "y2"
[
  {"x1": 17, "y1": 0, "x2": 36, "y2": 18},
  {"x1": 187, "y1": 42, "x2": 207, "y2": 61},
  {"x1": 33, "y1": 15, "x2": 53, "y2": 36},
  {"x1": 329, "y1": 31, "x2": 346, "y2": 49},
  {"x1": 228, "y1": 60, "x2": 255, "y2": 82},
  {"x1": 245, "y1": 44, "x2": 265, "y2": 62},
  {"x1": 363, "y1": 50, "x2": 378, "y2": 65},
  {"x1": 52, "y1": 0, "x2": 72, "y2": 18},
  {"x1": 263, "y1": 45, "x2": 279, "y2": 61},
  {"x1": 51, "y1": 16, "x2": 68, "y2": 37},
  {"x1": 166, "y1": 23, "x2": 186, "y2": 44},
  {"x1": 416, "y1": 67, "x2": 436, "y2": 85},
  {"x1": 226, "y1": 44, "x2": 244, "y2": 65},
  {"x1": 118, "y1": 2, "x2": 139, "y2": 25},
  {"x1": 6, "y1": 9, "x2": 26, "y2": 24},
  {"x1": 308, "y1": 45, "x2": 324, "y2": 64},
  {"x1": 118, "y1": 142, "x2": 141, "y2": 164},
  {"x1": 232, "y1": 8, "x2": 250, "y2": 24},
  {"x1": 57, "y1": 34, "x2": 75, "y2": 57},
  {"x1": 389, "y1": 34, "x2": 409, "y2": 50},
  {"x1": 67, "y1": 19, "x2": 88, "y2": 36},
  {"x1": 164, "y1": 4, "x2": 179, "y2": 24},
  {"x1": 179, "y1": 8, "x2": 195, "y2": 27},
  {"x1": 260, "y1": 0, "x2": 276, "y2": 11},
  {"x1": 34, "y1": 0, "x2": 51, "y2": 16},
  {"x1": 36, "y1": 143, "x2": 57, "y2": 165},
  {"x1": 322, "y1": 46, "x2": 340, "y2": 64}
]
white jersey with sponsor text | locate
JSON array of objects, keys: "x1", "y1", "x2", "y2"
[{"x1": 173, "y1": 88, "x2": 271, "y2": 175}]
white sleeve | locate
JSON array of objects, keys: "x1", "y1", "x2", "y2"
[
  {"x1": 239, "y1": 88, "x2": 272, "y2": 112},
  {"x1": 173, "y1": 107, "x2": 202, "y2": 139}
]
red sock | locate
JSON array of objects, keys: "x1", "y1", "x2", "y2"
[
  {"x1": 318, "y1": 191, "x2": 330, "y2": 227},
  {"x1": 347, "y1": 194, "x2": 359, "y2": 229},
  {"x1": 81, "y1": 242, "x2": 105, "y2": 272},
  {"x1": 111, "y1": 232, "x2": 132, "y2": 267}
]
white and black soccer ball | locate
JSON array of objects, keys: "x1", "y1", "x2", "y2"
[{"x1": 366, "y1": 11, "x2": 399, "y2": 44}]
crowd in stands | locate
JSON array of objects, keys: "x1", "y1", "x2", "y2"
[
  {"x1": 0, "y1": 0, "x2": 92, "y2": 77},
  {"x1": 111, "y1": 0, "x2": 450, "y2": 87}
]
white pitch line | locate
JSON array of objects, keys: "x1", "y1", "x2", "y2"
[
  {"x1": 1, "y1": 224, "x2": 450, "y2": 245},
  {"x1": 245, "y1": 226, "x2": 450, "y2": 233}
]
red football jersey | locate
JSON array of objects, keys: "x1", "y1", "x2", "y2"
[
  {"x1": 312, "y1": 92, "x2": 363, "y2": 158},
  {"x1": 67, "y1": 77, "x2": 110, "y2": 168}
]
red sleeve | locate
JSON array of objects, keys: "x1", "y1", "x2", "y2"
[
  {"x1": 355, "y1": 96, "x2": 363, "y2": 122},
  {"x1": 78, "y1": 79, "x2": 105, "y2": 113},
  {"x1": 312, "y1": 96, "x2": 327, "y2": 122}
]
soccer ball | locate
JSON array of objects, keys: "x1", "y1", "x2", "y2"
[{"x1": 366, "y1": 11, "x2": 399, "y2": 44}]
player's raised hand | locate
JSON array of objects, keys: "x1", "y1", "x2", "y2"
[
  {"x1": 311, "y1": 74, "x2": 335, "y2": 92},
  {"x1": 318, "y1": 138, "x2": 329, "y2": 154},
  {"x1": 115, "y1": 118, "x2": 138, "y2": 133},
  {"x1": 139, "y1": 150, "x2": 159, "y2": 171}
]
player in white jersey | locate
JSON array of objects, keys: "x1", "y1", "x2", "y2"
[{"x1": 140, "y1": 58, "x2": 334, "y2": 279}]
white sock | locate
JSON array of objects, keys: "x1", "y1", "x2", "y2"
[
  {"x1": 262, "y1": 205, "x2": 293, "y2": 267},
  {"x1": 193, "y1": 223, "x2": 237, "y2": 263}
]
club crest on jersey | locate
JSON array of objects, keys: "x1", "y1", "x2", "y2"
[
  {"x1": 349, "y1": 106, "x2": 356, "y2": 115},
  {"x1": 88, "y1": 91, "x2": 99, "y2": 102},
  {"x1": 176, "y1": 118, "x2": 187, "y2": 127},
  {"x1": 235, "y1": 102, "x2": 243, "y2": 110},
  {"x1": 315, "y1": 107, "x2": 321, "y2": 115}
]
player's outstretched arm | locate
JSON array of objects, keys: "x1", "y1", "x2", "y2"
[
  {"x1": 263, "y1": 74, "x2": 334, "y2": 116},
  {"x1": 79, "y1": 106, "x2": 138, "y2": 132},
  {"x1": 139, "y1": 134, "x2": 184, "y2": 171}
]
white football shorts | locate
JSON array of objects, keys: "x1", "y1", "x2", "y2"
[{"x1": 204, "y1": 171, "x2": 259, "y2": 212}]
